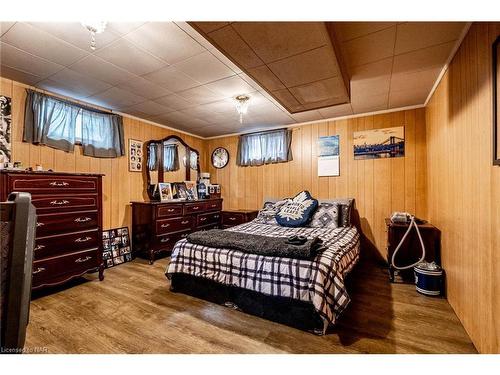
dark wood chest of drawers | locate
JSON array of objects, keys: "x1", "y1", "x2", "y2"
[
  {"x1": 0, "y1": 170, "x2": 104, "y2": 290},
  {"x1": 221, "y1": 210, "x2": 258, "y2": 229},
  {"x1": 131, "y1": 198, "x2": 223, "y2": 264}
]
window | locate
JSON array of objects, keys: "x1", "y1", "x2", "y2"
[
  {"x1": 24, "y1": 89, "x2": 124, "y2": 158},
  {"x1": 236, "y1": 128, "x2": 293, "y2": 166}
]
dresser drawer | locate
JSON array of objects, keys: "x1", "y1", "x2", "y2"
[
  {"x1": 6, "y1": 174, "x2": 98, "y2": 194},
  {"x1": 34, "y1": 229, "x2": 99, "y2": 260},
  {"x1": 31, "y1": 195, "x2": 98, "y2": 212},
  {"x1": 157, "y1": 204, "x2": 183, "y2": 218},
  {"x1": 154, "y1": 231, "x2": 189, "y2": 250},
  {"x1": 184, "y1": 202, "x2": 206, "y2": 214},
  {"x1": 221, "y1": 212, "x2": 247, "y2": 226},
  {"x1": 156, "y1": 216, "x2": 194, "y2": 234},
  {"x1": 205, "y1": 200, "x2": 222, "y2": 212},
  {"x1": 32, "y1": 248, "x2": 99, "y2": 286},
  {"x1": 197, "y1": 211, "x2": 221, "y2": 227},
  {"x1": 36, "y1": 211, "x2": 99, "y2": 236}
]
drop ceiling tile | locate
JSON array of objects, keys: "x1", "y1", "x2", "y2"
[
  {"x1": 0, "y1": 22, "x2": 15, "y2": 37},
  {"x1": 199, "y1": 98, "x2": 237, "y2": 114},
  {"x1": 318, "y1": 103, "x2": 353, "y2": 119},
  {"x1": 246, "y1": 65, "x2": 285, "y2": 91},
  {"x1": 207, "y1": 25, "x2": 264, "y2": 69},
  {"x1": 48, "y1": 68, "x2": 112, "y2": 97},
  {"x1": 289, "y1": 76, "x2": 347, "y2": 105},
  {"x1": 173, "y1": 51, "x2": 235, "y2": 84},
  {"x1": 395, "y1": 22, "x2": 465, "y2": 55},
  {"x1": 205, "y1": 75, "x2": 256, "y2": 97},
  {"x1": 268, "y1": 46, "x2": 339, "y2": 87},
  {"x1": 124, "y1": 22, "x2": 205, "y2": 64},
  {"x1": 70, "y1": 55, "x2": 137, "y2": 86},
  {"x1": 143, "y1": 65, "x2": 200, "y2": 92},
  {"x1": 291, "y1": 110, "x2": 323, "y2": 123},
  {"x1": 351, "y1": 93, "x2": 388, "y2": 113},
  {"x1": 107, "y1": 22, "x2": 146, "y2": 35},
  {"x1": 231, "y1": 22, "x2": 329, "y2": 63},
  {"x1": 390, "y1": 66, "x2": 442, "y2": 93},
  {"x1": 342, "y1": 26, "x2": 396, "y2": 68},
  {"x1": 333, "y1": 22, "x2": 398, "y2": 42},
  {"x1": 153, "y1": 93, "x2": 194, "y2": 110},
  {"x1": 0, "y1": 65, "x2": 43, "y2": 86},
  {"x1": 392, "y1": 41, "x2": 455, "y2": 74},
  {"x1": 174, "y1": 22, "x2": 215, "y2": 50},
  {"x1": 86, "y1": 87, "x2": 145, "y2": 109},
  {"x1": 116, "y1": 76, "x2": 172, "y2": 100},
  {"x1": 1, "y1": 22, "x2": 88, "y2": 66},
  {"x1": 350, "y1": 57, "x2": 392, "y2": 97},
  {"x1": 388, "y1": 86, "x2": 429, "y2": 107},
  {"x1": 95, "y1": 39, "x2": 166, "y2": 76},
  {"x1": 209, "y1": 47, "x2": 243, "y2": 74},
  {"x1": 123, "y1": 100, "x2": 173, "y2": 116},
  {"x1": 29, "y1": 22, "x2": 121, "y2": 52},
  {"x1": 36, "y1": 79, "x2": 93, "y2": 101},
  {"x1": 178, "y1": 105, "x2": 215, "y2": 119},
  {"x1": 271, "y1": 89, "x2": 302, "y2": 111},
  {"x1": 1, "y1": 42, "x2": 64, "y2": 78},
  {"x1": 193, "y1": 125, "x2": 228, "y2": 137},
  {"x1": 177, "y1": 85, "x2": 225, "y2": 105},
  {"x1": 193, "y1": 22, "x2": 230, "y2": 34}
]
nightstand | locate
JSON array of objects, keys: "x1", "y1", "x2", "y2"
[
  {"x1": 221, "y1": 210, "x2": 258, "y2": 229},
  {"x1": 385, "y1": 218, "x2": 441, "y2": 283}
]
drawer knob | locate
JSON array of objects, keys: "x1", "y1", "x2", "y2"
[
  {"x1": 74, "y1": 217, "x2": 92, "y2": 223},
  {"x1": 214, "y1": 215, "x2": 220, "y2": 219},
  {"x1": 33, "y1": 267, "x2": 46, "y2": 275},
  {"x1": 49, "y1": 181, "x2": 69, "y2": 187},
  {"x1": 75, "y1": 236, "x2": 92, "y2": 243},
  {"x1": 181, "y1": 220, "x2": 189, "y2": 225},
  {"x1": 192, "y1": 206, "x2": 199, "y2": 210},
  {"x1": 36, "y1": 222, "x2": 45, "y2": 227},
  {"x1": 161, "y1": 223, "x2": 170, "y2": 228},
  {"x1": 160, "y1": 237, "x2": 170, "y2": 243},
  {"x1": 229, "y1": 217, "x2": 236, "y2": 221},
  {"x1": 200, "y1": 217, "x2": 207, "y2": 221},
  {"x1": 34, "y1": 244, "x2": 45, "y2": 251},
  {"x1": 50, "y1": 200, "x2": 69, "y2": 206},
  {"x1": 167, "y1": 208, "x2": 175, "y2": 212},
  {"x1": 75, "y1": 256, "x2": 92, "y2": 263}
]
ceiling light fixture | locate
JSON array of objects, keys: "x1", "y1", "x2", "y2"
[
  {"x1": 234, "y1": 94, "x2": 251, "y2": 124},
  {"x1": 81, "y1": 21, "x2": 107, "y2": 51}
]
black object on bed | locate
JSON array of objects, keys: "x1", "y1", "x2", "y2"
[
  {"x1": 186, "y1": 229, "x2": 324, "y2": 259},
  {"x1": 170, "y1": 273, "x2": 325, "y2": 333}
]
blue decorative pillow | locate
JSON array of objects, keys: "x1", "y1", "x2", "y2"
[{"x1": 276, "y1": 191, "x2": 318, "y2": 227}]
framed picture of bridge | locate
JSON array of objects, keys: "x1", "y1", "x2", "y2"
[{"x1": 353, "y1": 126, "x2": 405, "y2": 160}]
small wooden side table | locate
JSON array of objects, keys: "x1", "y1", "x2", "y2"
[{"x1": 221, "y1": 209, "x2": 258, "y2": 229}]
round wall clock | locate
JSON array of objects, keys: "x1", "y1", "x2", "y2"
[{"x1": 211, "y1": 147, "x2": 229, "y2": 169}]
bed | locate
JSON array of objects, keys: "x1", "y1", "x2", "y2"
[{"x1": 165, "y1": 215, "x2": 361, "y2": 334}]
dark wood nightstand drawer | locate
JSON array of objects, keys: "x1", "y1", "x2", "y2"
[{"x1": 222, "y1": 212, "x2": 246, "y2": 226}]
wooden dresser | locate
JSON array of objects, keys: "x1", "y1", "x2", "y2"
[
  {"x1": 131, "y1": 198, "x2": 223, "y2": 264},
  {"x1": 0, "y1": 170, "x2": 104, "y2": 290},
  {"x1": 221, "y1": 209, "x2": 258, "y2": 229}
]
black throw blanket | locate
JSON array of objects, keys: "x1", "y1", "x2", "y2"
[{"x1": 186, "y1": 229, "x2": 324, "y2": 259}]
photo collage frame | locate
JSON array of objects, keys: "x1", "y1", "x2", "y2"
[{"x1": 102, "y1": 227, "x2": 132, "y2": 268}]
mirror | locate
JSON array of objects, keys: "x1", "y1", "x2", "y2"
[{"x1": 145, "y1": 135, "x2": 200, "y2": 200}]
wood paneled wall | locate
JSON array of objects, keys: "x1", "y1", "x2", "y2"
[
  {"x1": 425, "y1": 22, "x2": 500, "y2": 353},
  {"x1": 0, "y1": 77, "x2": 206, "y2": 231},
  {"x1": 206, "y1": 108, "x2": 428, "y2": 258}
]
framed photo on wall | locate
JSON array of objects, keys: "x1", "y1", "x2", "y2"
[
  {"x1": 129, "y1": 139, "x2": 143, "y2": 172},
  {"x1": 493, "y1": 35, "x2": 500, "y2": 165},
  {"x1": 0, "y1": 95, "x2": 12, "y2": 165}
]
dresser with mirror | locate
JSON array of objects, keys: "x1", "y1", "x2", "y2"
[{"x1": 131, "y1": 135, "x2": 222, "y2": 264}]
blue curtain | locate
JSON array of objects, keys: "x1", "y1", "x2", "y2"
[
  {"x1": 163, "y1": 144, "x2": 179, "y2": 171},
  {"x1": 24, "y1": 89, "x2": 124, "y2": 158},
  {"x1": 237, "y1": 128, "x2": 292, "y2": 166},
  {"x1": 23, "y1": 90, "x2": 79, "y2": 152},
  {"x1": 80, "y1": 109, "x2": 124, "y2": 158}
]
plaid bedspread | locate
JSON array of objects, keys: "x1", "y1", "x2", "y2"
[{"x1": 166, "y1": 222, "x2": 360, "y2": 328}]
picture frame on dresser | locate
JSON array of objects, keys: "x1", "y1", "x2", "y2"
[{"x1": 0, "y1": 170, "x2": 105, "y2": 289}]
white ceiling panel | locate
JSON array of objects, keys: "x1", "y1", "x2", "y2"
[
  {"x1": 48, "y1": 68, "x2": 112, "y2": 97},
  {"x1": 69, "y1": 55, "x2": 137, "y2": 86},
  {"x1": 0, "y1": 65, "x2": 43, "y2": 86},
  {"x1": 86, "y1": 87, "x2": 145, "y2": 109},
  {"x1": 173, "y1": 51, "x2": 236, "y2": 84},
  {"x1": 143, "y1": 65, "x2": 201, "y2": 92},
  {"x1": 116, "y1": 76, "x2": 172, "y2": 100}
]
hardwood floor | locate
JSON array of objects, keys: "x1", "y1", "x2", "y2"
[{"x1": 25, "y1": 258, "x2": 477, "y2": 354}]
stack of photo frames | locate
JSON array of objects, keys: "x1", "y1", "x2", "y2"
[{"x1": 102, "y1": 227, "x2": 132, "y2": 268}]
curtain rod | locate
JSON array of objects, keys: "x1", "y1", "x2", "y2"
[
  {"x1": 26, "y1": 88, "x2": 118, "y2": 116},
  {"x1": 239, "y1": 127, "x2": 288, "y2": 137}
]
